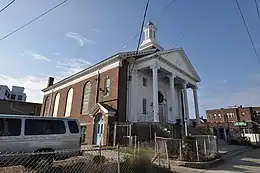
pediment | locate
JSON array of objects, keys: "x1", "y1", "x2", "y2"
[{"x1": 158, "y1": 48, "x2": 201, "y2": 82}]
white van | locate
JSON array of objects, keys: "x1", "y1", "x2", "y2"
[{"x1": 0, "y1": 115, "x2": 82, "y2": 168}]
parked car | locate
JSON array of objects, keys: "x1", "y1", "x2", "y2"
[{"x1": 0, "y1": 114, "x2": 82, "y2": 169}]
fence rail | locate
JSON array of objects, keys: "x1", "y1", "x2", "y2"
[
  {"x1": 153, "y1": 135, "x2": 219, "y2": 165},
  {"x1": 0, "y1": 144, "x2": 171, "y2": 173}
]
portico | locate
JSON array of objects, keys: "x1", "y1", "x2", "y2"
[{"x1": 126, "y1": 21, "x2": 201, "y2": 127}]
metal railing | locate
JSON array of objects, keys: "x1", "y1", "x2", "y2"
[{"x1": 153, "y1": 135, "x2": 219, "y2": 165}]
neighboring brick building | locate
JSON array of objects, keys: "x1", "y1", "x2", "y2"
[
  {"x1": 206, "y1": 106, "x2": 260, "y2": 126},
  {"x1": 0, "y1": 99, "x2": 41, "y2": 115},
  {"x1": 40, "y1": 22, "x2": 201, "y2": 145}
]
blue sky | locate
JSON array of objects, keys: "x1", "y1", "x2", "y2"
[{"x1": 0, "y1": 0, "x2": 260, "y2": 117}]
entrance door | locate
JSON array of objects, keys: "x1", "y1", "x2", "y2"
[{"x1": 94, "y1": 118, "x2": 104, "y2": 145}]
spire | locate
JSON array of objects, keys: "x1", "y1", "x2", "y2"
[{"x1": 139, "y1": 21, "x2": 163, "y2": 51}]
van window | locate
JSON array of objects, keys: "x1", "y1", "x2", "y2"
[
  {"x1": 0, "y1": 118, "x2": 21, "y2": 136},
  {"x1": 25, "y1": 119, "x2": 66, "y2": 135},
  {"x1": 68, "y1": 121, "x2": 79, "y2": 134}
]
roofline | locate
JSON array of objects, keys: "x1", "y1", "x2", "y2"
[
  {"x1": 42, "y1": 53, "x2": 121, "y2": 92},
  {"x1": 42, "y1": 49, "x2": 157, "y2": 93},
  {"x1": 0, "y1": 99, "x2": 42, "y2": 105},
  {"x1": 0, "y1": 114, "x2": 78, "y2": 121}
]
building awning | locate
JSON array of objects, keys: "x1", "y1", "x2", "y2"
[{"x1": 89, "y1": 103, "x2": 116, "y2": 116}]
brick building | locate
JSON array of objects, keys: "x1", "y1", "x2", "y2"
[
  {"x1": 206, "y1": 106, "x2": 260, "y2": 126},
  {"x1": 40, "y1": 22, "x2": 201, "y2": 145},
  {"x1": 0, "y1": 99, "x2": 41, "y2": 115}
]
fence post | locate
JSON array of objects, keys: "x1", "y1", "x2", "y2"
[
  {"x1": 134, "y1": 135, "x2": 137, "y2": 157},
  {"x1": 164, "y1": 140, "x2": 170, "y2": 169},
  {"x1": 129, "y1": 124, "x2": 132, "y2": 147},
  {"x1": 117, "y1": 144, "x2": 120, "y2": 173},
  {"x1": 203, "y1": 138, "x2": 207, "y2": 156},
  {"x1": 154, "y1": 133, "x2": 157, "y2": 153},
  {"x1": 113, "y1": 124, "x2": 117, "y2": 146},
  {"x1": 138, "y1": 141, "x2": 140, "y2": 153},
  {"x1": 195, "y1": 139, "x2": 199, "y2": 161},
  {"x1": 179, "y1": 140, "x2": 182, "y2": 160}
]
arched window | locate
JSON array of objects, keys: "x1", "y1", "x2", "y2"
[
  {"x1": 65, "y1": 88, "x2": 73, "y2": 117},
  {"x1": 43, "y1": 96, "x2": 49, "y2": 117},
  {"x1": 53, "y1": 93, "x2": 60, "y2": 117},
  {"x1": 81, "y1": 82, "x2": 91, "y2": 114}
]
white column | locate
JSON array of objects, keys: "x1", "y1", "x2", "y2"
[
  {"x1": 133, "y1": 69, "x2": 139, "y2": 122},
  {"x1": 182, "y1": 82, "x2": 190, "y2": 125},
  {"x1": 169, "y1": 75, "x2": 176, "y2": 123},
  {"x1": 151, "y1": 64, "x2": 159, "y2": 122},
  {"x1": 192, "y1": 86, "x2": 200, "y2": 125}
]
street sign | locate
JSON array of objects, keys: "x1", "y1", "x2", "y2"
[{"x1": 234, "y1": 122, "x2": 247, "y2": 127}]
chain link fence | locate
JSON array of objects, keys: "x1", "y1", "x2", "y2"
[
  {"x1": 154, "y1": 135, "x2": 219, "y2": 164},
  {"x1": 0, "y1": 145, "x2": 174, "y2": 173}
]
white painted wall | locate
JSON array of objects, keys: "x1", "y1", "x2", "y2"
[{"x1": 128, "y1": 70, "x2": 180, "y2": 122}]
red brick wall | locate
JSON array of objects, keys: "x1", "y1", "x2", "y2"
[
  {"x1": 237, "y1": 107, "x2": 252, "y2": 122},
  {"x1": 40, "y1": 66, "x2": 121, "y2": 145}
]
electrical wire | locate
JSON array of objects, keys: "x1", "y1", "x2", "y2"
[
  {"x1": 135, "y1": 0, "x2": 150, "y2": 52},
  {"x1": 121, "y1": 0, "x2": 178, "y2": 49},
  {"x1": 235, "y1": 0, "x2": 260, "y2": 64},
  {"x1": 0, "y1": 0, "x2": 68, "y2": 41},
  {"x1": 0, "y1": 0, "x2": 15, "y2": 13},
  {"x1": 255, "y1": 0, "x2": 260, "y2": 22}
]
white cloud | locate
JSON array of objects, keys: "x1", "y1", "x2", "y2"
[
  {"x1": 56, "y1": 57, "x2": 93, "y2": 76},
  {"x1": 0, "y1": 57, "x2": 92, "y2": 103},
  {"x1": 0, "y1": 74, "x2": 47, "y2": 103},
  {"x1": 65, "y1": 32, "x2": 96, "y2": 46},
  {"x1": 21, "y1": 51, "x2": 51, "y2": 62},
  {"x1": 91, "y1": 29, "x2": 100, "y2": 33},
  {"x1": 121, "y1": 44, "x2": 127, "y2": 49},
  {"x1": 31, "y1": 52, "x2": 51, "y2": 62}
]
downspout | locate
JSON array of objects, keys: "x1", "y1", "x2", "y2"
[
  {"x1": 48, "y1": 89, "x2": 53, "y2": 116},
  {"x1": 95, "y1": 71, "x2": 100, "y2": 104}
]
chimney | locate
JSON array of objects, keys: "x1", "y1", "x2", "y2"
[{"x1": 47, "y1": 77, "x2": 54, "y2": 87}]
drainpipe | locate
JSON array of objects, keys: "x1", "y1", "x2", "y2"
[
  {"x1": 95, "y1": 71, "x2": 100, "y2": 104},
  {"x1": 48, "y1": 90, "x2": 53, "y2": 116}
]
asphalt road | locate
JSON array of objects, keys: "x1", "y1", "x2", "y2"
[{"x1": 173, "y1": 148, "x2": 260, "y2": 173}]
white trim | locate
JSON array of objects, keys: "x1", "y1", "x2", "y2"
[{"x1": 44, "y1": 61, "x2": 120, "y2": 95}]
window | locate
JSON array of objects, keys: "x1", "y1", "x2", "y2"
[
  {"x1": 218, "y1": 114, "x2": 221, "y2": 117},
  {"x1": 65, "y1": 88, "x2": 73, "y2": 117},
  {"x1": 18, "y1": 95, "x2": 23, "y2": 101},
  {"x1": 142, "y1": 77, "x2": 147, "y2": 86},
  {"x1": 5, "y1": 90, "x2": 8, "y2": 96},
  {"x1": 80, "y1": 126, "x2": 86, "y2": 143},
  {"x1": 10, "y1": 94, "x2": 16, "y2": 100},
  {"x1": 25, "y1": 119, "x2": 66, "y2": 135},
  {"x1": 68, "y1": 121, "x2": 79, "y2": 134},
  {"x1": 142, "y1": 98, "x2": 147, "y2": 114},
  {"x1": 81, "y1": 82, "x2": 91, "y2": 114},
  {"x1": 104, "y1": 77, "x2": 110, "y2": 96},
  {"x1": 0, "y1": 118, "x2": 21, "y2": 136},
  {"x1": 53, "y1": 93, "x2": 60, "y2": 117}
]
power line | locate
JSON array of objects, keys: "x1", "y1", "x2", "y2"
[
  {"x1": 122, "y1": 0, "x2": 177, "y2": 49},
  {"x1": 0, "y1": 0, "x2": 15, "y2": 13},
  {"x1": 255, "y1": 0, "x2": 260, "y2": 22},
  {"x1": 160, "y1": 0, "x2": 177, "y2": 14},
  {"x1": 0, "y1": 0, "x2": 68, "y2": 41},
  {"x1": 136, "y1": 0, "x2": 150, "y2": 52},
  {"x1": 235, "y1": 0, "x2": 260, "y2": 64}
]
